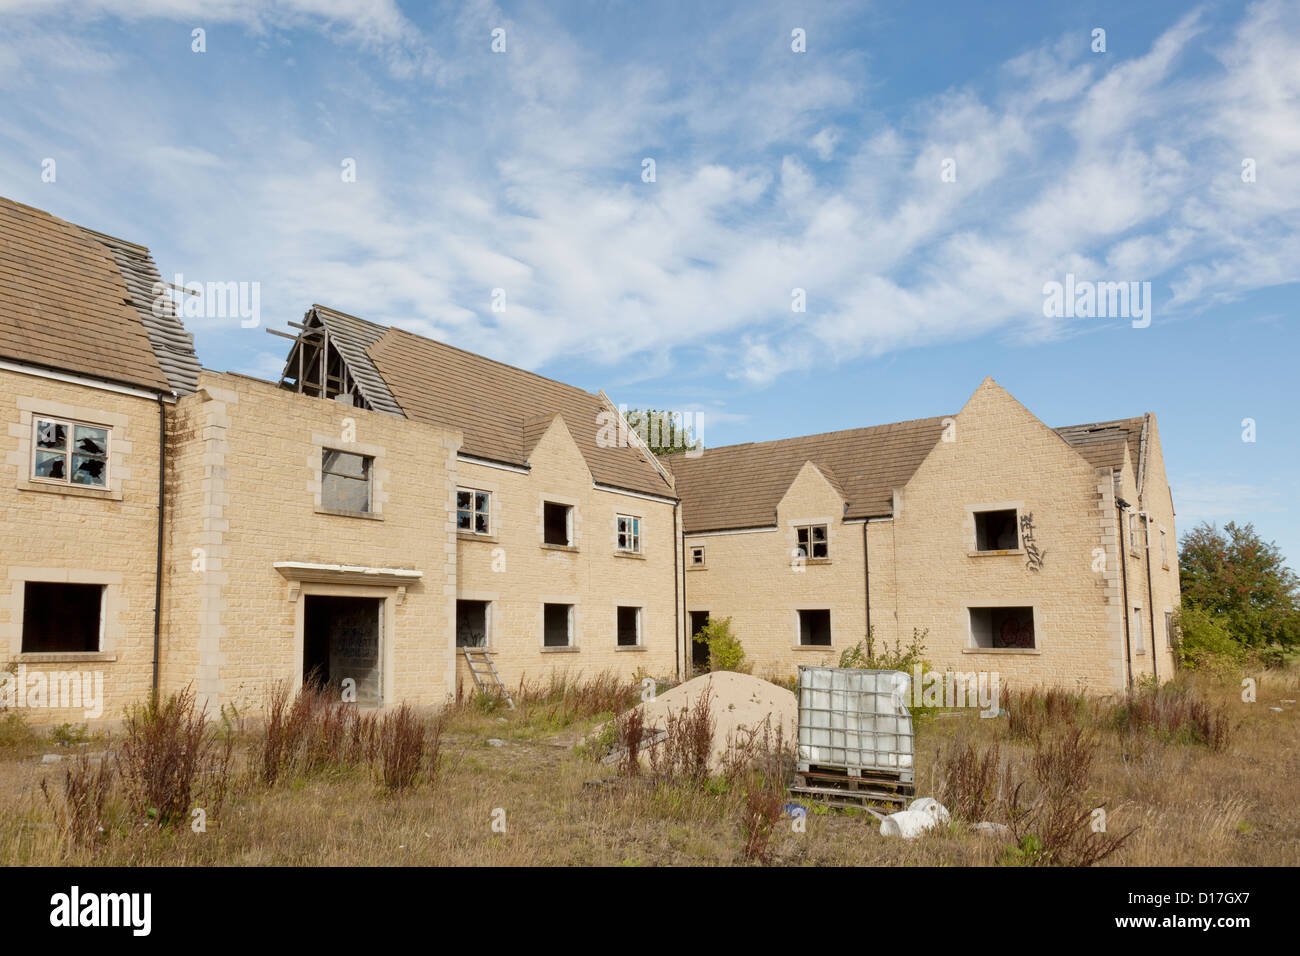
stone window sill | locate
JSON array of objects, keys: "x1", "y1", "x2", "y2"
[
  {"x1": 968, "y1": 548, "x2": 1024, "y2": 558},
  {"x1": 615, "y1": 645, "x2": 646, "y2": 652},
  {"x1": 14, "y1": 652, "x2": 118, "y2": 664},
  {"x1": 686, "y1": 564, "x2": 707, "y2": 571},
  {"x1": 457, "y1": 531, "x2": 498, "y2": 543},
  {"x1": 803, "y1": 558, "x2": 832, "y2": 566},
  {"x1": 963, "y1": 647, "x2": 1041, "y2": 655},
  {"x1": 793, "y1": 644, "x2": 833, "y2": 651},
  {"x1": 540, "y1": 645, "x2": 579, "y2": 653},
  {"x1": 541, "y1": 543, "x2": 578, "y2": 553},
  {"x1": 614, "y1": 550, "x2": 645, "y2": 560},
  {"x1": 316, "y1": 506, "x2": 383, "y2": 521},
  {"x1": 18, "y1": 479, "x2": 122, "y2": 502}
]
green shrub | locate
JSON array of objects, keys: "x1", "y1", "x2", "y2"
[
  {"x1": 693, "y1": 617, "x2": 750, "y2": 673},
  {"x1": 1173, "y1": 605, "x2": 1246, "y2": 676}
]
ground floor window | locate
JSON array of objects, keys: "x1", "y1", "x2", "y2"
[
  {"x1": 456, "y1": 600, "x2": 489, "y2": 647},
  {"x1": 798, "y1": 608, "x2": 832, "y2": 646},
  {"x1": 969, "y1": 606, "x2": 1035, "y2": 648},
  {"x1": 617, "y1": 606, "x2": 641, "y2": 646},
  {"x1": 543, "y1": 603, "x2": 573, "y2": 647},
  {"x1": 21, "y1": 582, "x2": 104, "y2": 653}
]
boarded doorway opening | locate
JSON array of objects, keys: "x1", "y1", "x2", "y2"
[
  {"x1": 304, "y1": 595, "x2": 383, "y2": 706},
  {"x1": 689, "y1": 610, "x2": 710, "y2": 673}
]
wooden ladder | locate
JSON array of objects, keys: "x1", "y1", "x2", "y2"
[{"x1": 462, "y1": 647, "x2": 515, "y2": 710}]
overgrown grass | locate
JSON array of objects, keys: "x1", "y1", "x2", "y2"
[{"x1": 0, "y1": 666, "x2": 1295, "y2": 866}]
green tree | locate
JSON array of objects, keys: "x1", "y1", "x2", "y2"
[
  {"x1": 624, "y1": 408, "x2": 701, "y2": 458},
  {"x1": 1178, "y1": 521, "x2": 1300, "y2": 647}
]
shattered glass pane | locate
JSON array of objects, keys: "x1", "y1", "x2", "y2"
[
  {"x1": 456, "y1": 490, "x2": 471, "y2": 510},
  {"x1": 457, "y1": 510, "x2": 472, "y2": 529},
  {"x1": 35, "y1": 420, "x2": 66, "y2": 449},
  {"x1": 71, "y1": 454, "x2": 107, "y2": 486},
  {"x1": 74, "y1": 425, "x2": 108, "y2": 456},
  {"x1": 474, "y1": 492, "x2": 489, "y2": 512},
  {"x1": 34, "y1": 450, "x2": 66, "y2": 479},
  {"x1": 474, "y1": 512, "x2": 489, "y2": 533}
]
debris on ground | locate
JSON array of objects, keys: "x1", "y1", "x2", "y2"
[{"x1": 879, "y1": 797, "x2": 950, "y2": 839}]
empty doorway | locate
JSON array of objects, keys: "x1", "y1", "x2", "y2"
[
  {"x1": 303, "y1": 595, "x2": 383, "y2": 705},
  {"x1": 689, "y1": 610, "x2": 710, "y2": 674}
]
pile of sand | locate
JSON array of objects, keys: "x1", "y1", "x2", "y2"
[{"x1": 598, "y1": 671, "x2": 797, "y2": 771}]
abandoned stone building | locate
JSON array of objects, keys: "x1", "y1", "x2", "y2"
[
  {"x1": 666, "y1": 380, "x2": 1181, "y2": 692},
  {"x1": 0, "y1": 196, "x2": 1179, "y2": 723}
]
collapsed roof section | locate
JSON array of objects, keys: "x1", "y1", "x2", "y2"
[
  {"x1": 273, "y1": 305, "x2": 404, "y2": 416},
  {"x1": 0, "y1": 196, "x2": 200, "y2": 396},
  {"x1": 272, "y1": 305, "x2": 674, "y2": 498}
]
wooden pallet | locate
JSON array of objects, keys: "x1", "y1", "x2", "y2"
[{"x1": 789, "y1": 765, "x2": 915, "y2": 808}]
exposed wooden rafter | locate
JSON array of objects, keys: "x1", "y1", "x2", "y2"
[{"x1": 269, "y1": 312, "x2": 370, "y2": 409}]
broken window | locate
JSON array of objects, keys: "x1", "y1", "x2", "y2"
[
  {"x1": 1132, "y1": 607, "x2": 1145, "y2": 654},
  {"x1": 321, "y1": 449, "x2": 372, "y2": 513},
  {"x1": 616, "y1": 514, "x2": 640, "y2": 553},
  {"x1": 543, "y1": 502, "x2": 572, "y2": 546},
  {"x1": 1165, "y1": 611, "x2": 1175, "y2": 648},
  {"x1": 22, "y1": 582, "x2": 103, "y2": 653},
  {"x1": 617, "y1": 606, "x2": 641, "y2": 646},
  {"x1": 690, "y1": 545, "x2": 705, "y2": 566},
  {"x1": 456, "y1": 600, "x2": 489, "y2": 647},
  {"x1": 795, "y1": 524, "x2": 828, "y2": 559},
  {"x1": 33, "y1": 418, "x2": 109, "y2": 488},
  {"x1": 798, "y1": 609, "x2": 832, "y2": 646},
  {"x1": 969, "y1": 606, "x2": 1035, "y2": 649},
  {"x1": 543, "y1": 603, "x2": 573, "y2": 647},
  {"x1": 973, "y1": 509, "x2": 1019, "y2": 551},
  {"x1": 456, "y1": 488, "x2": 491, "y2": 534},
  {"x1": 1160, "y1": 529, "x2": 1168, "y2": 566}
]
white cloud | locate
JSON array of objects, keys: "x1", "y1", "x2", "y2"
[{"x1": 1, "y1": 0, "x2": 1298, "y2": 388}]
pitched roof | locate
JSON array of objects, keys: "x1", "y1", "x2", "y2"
[
  {"x1": 665, "y1": 416, "x2": 950, "y2": 532},
  {"x1": 0, "y1": 197, "x2": 174, "y2": 392},
  {"x1": 350, "y1": 321, "x2": 672, "y2": 497},
  {"x1": 669, "y1": 411, "x2": 1152, "y2": 534},
  {"x1": 1054, "y1": 417, "x2": 1145, "y2": 472}
]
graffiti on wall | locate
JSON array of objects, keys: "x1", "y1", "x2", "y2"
[{"x1": 1020, "y1": 511, "x2": 1046, "y2": 572}]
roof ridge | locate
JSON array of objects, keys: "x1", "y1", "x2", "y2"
[
  {"x1": 383, "y1": 324, "x2": 603, "y2": 401},
  {"x1": 669, "y1": 414, "x2": 952, "y2": 456}
]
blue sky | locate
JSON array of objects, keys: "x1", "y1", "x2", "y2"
[{"x1": 1, "y1": 0, "x2": 1297, "y2": 566}]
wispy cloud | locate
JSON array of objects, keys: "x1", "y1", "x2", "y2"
[{"x1": 0, "y1": 0, "x2": 1297, "y2": 389}]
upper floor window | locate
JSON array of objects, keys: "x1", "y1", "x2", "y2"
[
  {"x1": 796, "y1": 524, "x2": 828, "y2": 559},
  {"x1": 1160, "y1": 529, "x2": 1168, "y2": 567},
  {"x1": 33, "y1": 417, "x2": 109, "y2": 488},
  {"x1": 543, "y1": 501, "x2": 573, "y2": 546},
  {"x1": 457, "y1": 488, "x2": 491, "y2": 534},
  {"x1": 689, "y1": 545, "x2": 706, "y2": 566},
  {"x1": 321, "y1": 449, "x2": 372, "y2": 513},
  {"x1": 616, "y1": 514, "x2": 641, "y2": 553},
  {"x1": 973, "y1": 509, "x2": 1018, "y2": 551}
]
